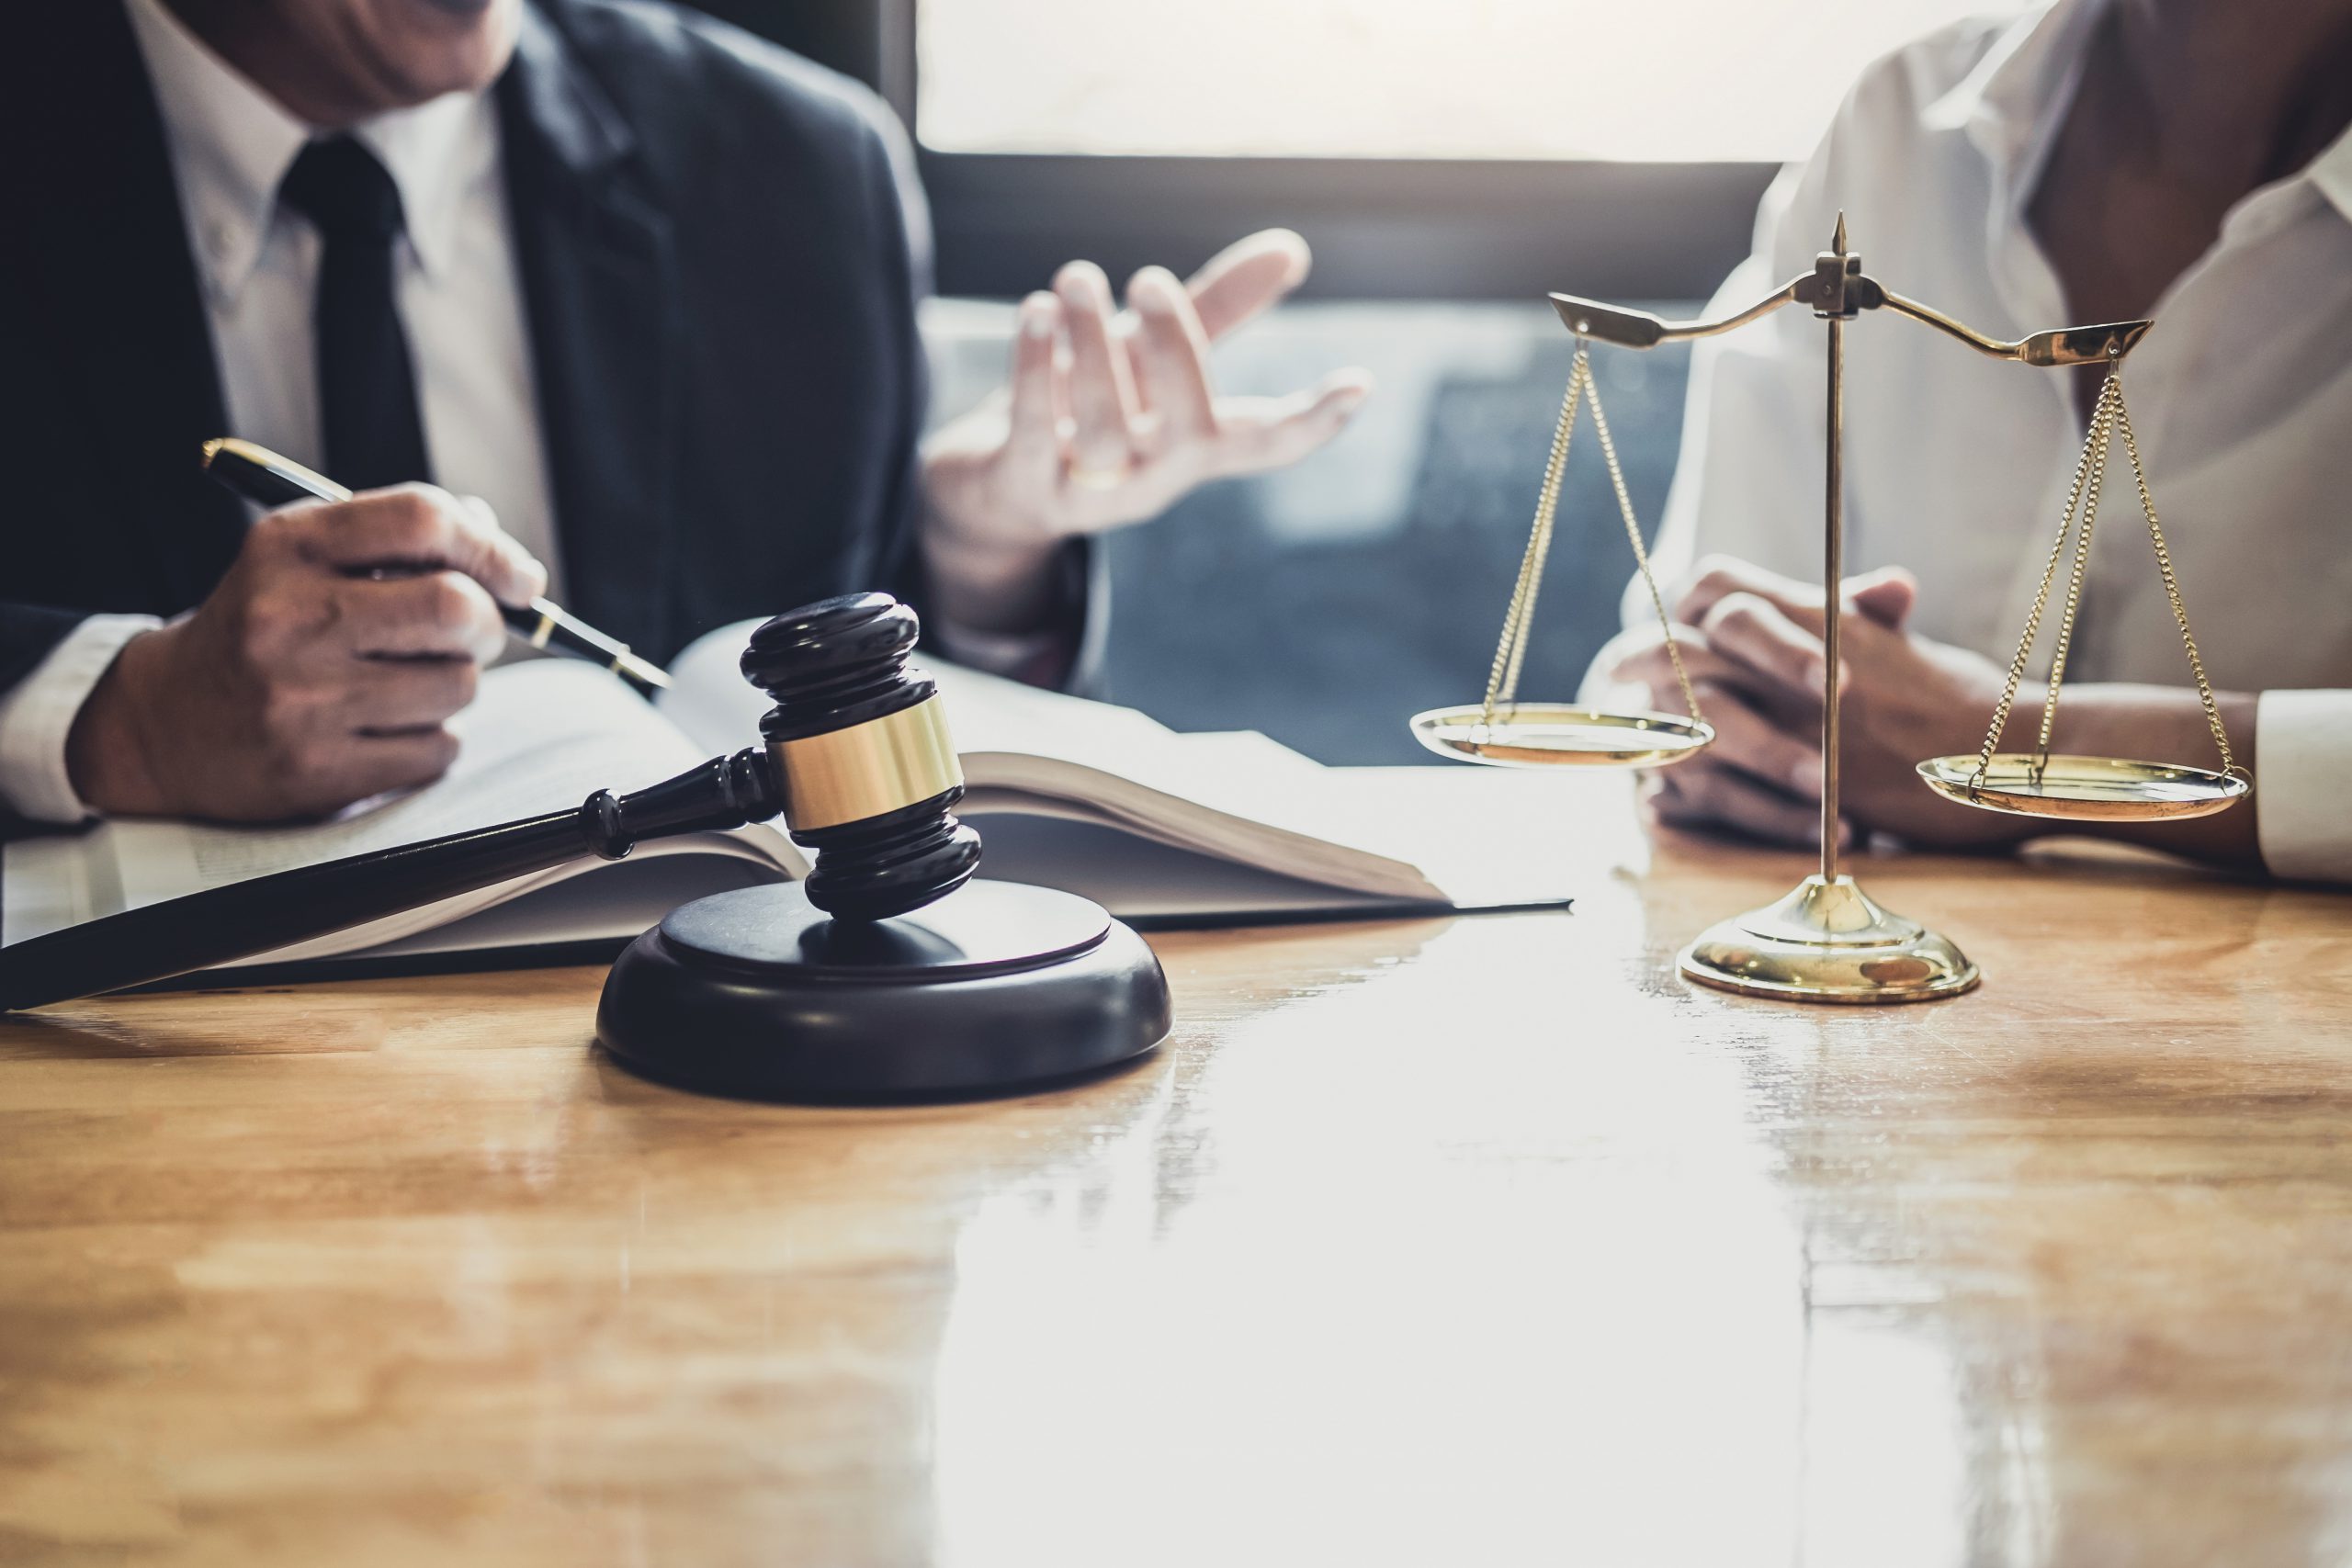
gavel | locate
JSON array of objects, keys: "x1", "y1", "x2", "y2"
[{"x1": 0, "y1": 594, "x2": 1171, "y2": 1100}]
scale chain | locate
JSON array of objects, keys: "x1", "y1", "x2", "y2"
[
  {"x1": 1974, "y1": 377, "x2": 2119, "y2": 780},
  {"x1": 2031, "y1": 376, "x2": 2119, "y2": 762},
  {"x1": 1972, "y1": 367, "x2": 2238, "y2": 783},
  {"x1": 1481, "y1": 347, "x2": 1703, "y2": 732},
  {"x1": 1498, "y1": 359, "x2": 1584, "y2": 707},
  {"x1": 1481, "y1": 356, "x2": 1585, "y2": 724},
  {"x1": 1587, "y1": 357, "x2": 1703, "y2": 729},
  {"x1": 2112, "y1": 389, "x2": 2240, "y2": 777}
]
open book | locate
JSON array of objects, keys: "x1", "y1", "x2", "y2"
[{"x1": 0, "y1": 622, "x2": 1566, "y2": 982}]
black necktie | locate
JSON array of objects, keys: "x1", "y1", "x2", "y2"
[{"x1": 277, "y1": 136, "x2": 433, "y2": 491}]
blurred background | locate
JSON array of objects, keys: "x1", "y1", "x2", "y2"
[{"x1": 695, "y1": 0, "x2": 1985, "y2": 761}]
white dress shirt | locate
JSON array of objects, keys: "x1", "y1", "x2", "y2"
[
  {"x1": 0, "y1": 0, "x2": 558, "y2": 824},
  {"x1": 1628, "y1": 0, "x2": 2352, "y2": 880}
]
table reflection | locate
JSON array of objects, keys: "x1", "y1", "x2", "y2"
[{"x1": 930, "y1": 907, "x2": 1982, "y2": 1565}]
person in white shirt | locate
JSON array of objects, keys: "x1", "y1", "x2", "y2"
[
  {"x1": 1589, "y1": 0, "x2": 2352, "y2": 881},
  {"x1": 0, "y1": 0, "x2": 1369, "y2": 827}
]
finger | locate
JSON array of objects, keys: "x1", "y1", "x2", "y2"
[
  {"x1": 334, "y1": 570, "x2": 507, "y2": 664},
  {"x1": 1848, "y1": 566, "x2": 1918, "y2": 629},
  {"x1": 442, "y1": 492, "x2": 546, "y2": 607},
  {"x1": 1651, "y1": 761, "x2": 1841, "y2": 849},
  {"x1": 1601, "y1": 626, "x2": 1780, "y2": 704},
  {"x1": 1672, "y1": 554, "x2": 1821, "y2": 629},
  {"x1": 286, "y1": 485, "x2": 547, "y2": 607},
  {"x1": 1211, "y1": 372, "x2": 1374, "y2": 477},
  {"x1": 1125, "y1": 265, "x2": 1216, "y2": 447},
  {"x1": 278, "y1": 727, "x2": 465, "y2": 818},
  {"x1": 1184, "y1": 228, "x2": 1310, "y2": 342},
  {"x1": 1691, "y1": 682, "x2": 1824, "y2": 798},
  {"x1": 1702, "y1": 592, "x2": 1834, "y2": 697},
  {"x1": 1005, "y1": 291, "x2": 1064, "y2": 486},
  {"x1": 1634, "y1": 771, "x2": 1679, "y2": 838},
  {"x1": 1676, "y1": 553, "x2": 1923, "y2": 637},
  {"x1": 345, "y1": 658, "x2": 481, "y2": 734},
  {"x1": 1053, "y1": 261, "x2": 1140, "y2": 476},
  {"x1": 333, "y1": 728, "x2": 463, "y2": 797}
]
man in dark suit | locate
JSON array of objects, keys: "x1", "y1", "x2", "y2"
[{"x1": 0, "y1": 0, "x2": 1367, "y2": 825}]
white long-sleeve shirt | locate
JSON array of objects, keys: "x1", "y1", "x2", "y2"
[{"x1": 1631, "y1": 0, "x2": 2352, "y2": 880}]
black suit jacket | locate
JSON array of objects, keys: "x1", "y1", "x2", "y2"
[{"x1": 1, "y1": 0, "x2": 945, "y2": 700}]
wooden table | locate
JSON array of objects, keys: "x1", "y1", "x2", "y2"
[{"x1": 3, "y1": 772, "x2": 2348, "y2": 1566}]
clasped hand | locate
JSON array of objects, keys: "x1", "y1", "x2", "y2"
[{"x1": 1594, "y1": 556, "x2": 2037, "y2": 852}]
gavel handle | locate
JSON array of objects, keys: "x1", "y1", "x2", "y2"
[{"x1": 0, "y1": 748, "x2": 781, "y2": 1011}]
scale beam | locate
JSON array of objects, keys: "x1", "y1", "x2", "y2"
[
  {"x1": 1551, "y1": 278, "x2": 2152, "y2": 368},
  {"x1": 1869, "y1": 288, "x2": 2151, "y2": 367},
  {"x1": 1547, "y1": 279, "x2": 1810, "y2": 348}
]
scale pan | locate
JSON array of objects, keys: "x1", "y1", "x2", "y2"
[
  {"x1": 1916, "y1": 752, "x2": 2248, "y2": 821},
  {"x1": 1410, "y1": 704, "x2": 1713, "y2": 769}
]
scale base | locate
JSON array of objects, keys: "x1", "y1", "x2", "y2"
[
  {"x1": 1678, "y1": 874, "x2": 1980, "y2": 1004},
  {"x1": 597, "y1": 880, "x2": 1171, "y2": 1101}
]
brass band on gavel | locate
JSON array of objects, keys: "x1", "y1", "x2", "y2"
[{"x1": 770, "y1": 695, "x2": 963, "y2": 832}]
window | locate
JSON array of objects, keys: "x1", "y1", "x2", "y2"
[
  {"x1": 921, "y1": 0, "x2": 1989, "y2": 164},
  {"x1": 905, "y1": 0, "x2": 1995, "y2": 299}
]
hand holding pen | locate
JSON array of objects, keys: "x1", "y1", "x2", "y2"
[
  {"x1": 203, "y1": 440, "x2": 670, "y2": 693},
  {"x1": 63, "y1": 445, "x2": 660, "y2": 825}
]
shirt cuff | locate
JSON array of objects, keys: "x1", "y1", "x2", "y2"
[
  {"x1": 0, "y1": 615, "x2": 160, "y2": 825},
  {"x1": 929, "y1": 615, "x2": 1070, "y2": 682},
  {"x1": 2254, "y1": 689, "x2": 2352, "y2": 883},
  {"x1": 926, "y1": 539, "x2": 1092, "y2": 690}
]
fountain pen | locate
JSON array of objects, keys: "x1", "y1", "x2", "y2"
[{"x1": 199, "y1": 437, "x2": 672, "y2": 694}]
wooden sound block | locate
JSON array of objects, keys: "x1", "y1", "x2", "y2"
[{"x1": 595, "y1": 880, "x2": 1170, "y2": 1101}]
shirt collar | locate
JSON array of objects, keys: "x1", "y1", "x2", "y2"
[
  {"x1": 122, "y1": 0, "x2": 493, "y2": 302},
  {"x1": 2308, "y1": 123, "x2": 2352, "y2": 227},
  {"x1": 352, "y1": 91, "x2": 497, "y2": 283},
  {"x1": 124, "y1": 0, "x2": 307, "y2": 304},
  {"x1": 1922, "y1": 0, "x2": 2105, "y2": 188}
]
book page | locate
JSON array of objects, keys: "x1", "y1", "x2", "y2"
[
  {"x1": 115, "y1": 661, "x2": 707, "y2": 907},
  {"x1": 659, "y1": 617, "x2": 1178, "y2": 758},
  {"x1": 2, "y1": 661, "x2": 800, "y2": 951},
  {"x1": 960, "y1": 750, "x2": 1439, "y2": 901},
  {"x1": 662, "y1": 618, "x2": 1444, "y2": 905},
  {"x1": 968, "y1": 812, "x2": 1430, "y2": 922},
  {"x1": 311, "y1": 850, "x2": 784, "y2": 961}
]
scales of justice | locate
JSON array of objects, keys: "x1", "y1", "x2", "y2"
[{"x1": 1411, "y1": 215, "x2": 2250, "y2": 1004}]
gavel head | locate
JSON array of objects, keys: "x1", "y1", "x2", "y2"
[{"x1": 739, "y1": 593, "x2": 982, "y2": 921}]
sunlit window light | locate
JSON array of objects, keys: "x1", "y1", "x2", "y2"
[{"x1": 918, "y1": 0, "x2": 2001, "y2": 163}]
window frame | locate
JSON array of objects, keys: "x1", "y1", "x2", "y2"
[
  {"x1": 918, "y1": 153, "x2": 1774, "y2": 301},
  {"x1": 879, "y1": 0, "x2": 1776, "y2": 301}
]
